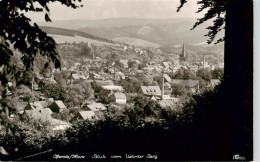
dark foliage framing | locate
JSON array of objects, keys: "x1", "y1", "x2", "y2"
[{"x1": 0, "y1": 0, "x2": 82, "y2": 85}]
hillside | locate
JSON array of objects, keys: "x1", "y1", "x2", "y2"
[
  {"x1": 112, "y1": 37, "x2": 160, "y2": 48},
  {"x1": 48, "y1": 34, "x2": 116, "y2": 46},
  {"x1": 38, "y1": 18, "x2": 199, "y2": 29},
  {"x1": 38, "y1": 18, "x2": 225, "y2": 46},
  {"x1": 77, "y1": 20, "x2": 213, "y2": 45},
  {"x1": 40, "y1": 26, "x2": 115, "y2": 44}
]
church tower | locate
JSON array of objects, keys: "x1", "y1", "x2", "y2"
[{"x1": 179, "y1": 43, "x2": 186, "y2": 62}]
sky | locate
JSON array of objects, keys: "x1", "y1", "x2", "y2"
[{"x1": 26, "y1": 0, "x2": 205, "y2": 22}]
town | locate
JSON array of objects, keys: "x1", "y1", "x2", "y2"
[
  {"x1": 0, "y1": 0, "x2": 253, "y2": 160},
  {"x1": 0, "y1": 40, "x2": 223, "y2": 132}
]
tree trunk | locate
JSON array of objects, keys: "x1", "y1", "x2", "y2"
[{"x1": 224, "y1": 0, "x2": 253, "y2": 160}]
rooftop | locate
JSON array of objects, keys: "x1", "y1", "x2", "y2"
[
  {"x1": 24, "y1": 108, "x2": 53, "y2": 122},
  {"x1": 72, "y1": 73, "x2": 80, "y2": 80},
  {"x1": 54, "y1": 100, "x2": 67, "y2": 109},
  {"x1": 87, "y1": 102, "x2": 107, "y2": 111},
  {"x1": 119, "y1": 59, "x2": 129, "y2": 67},
  {"x1": 163, "y1": 74, "x2": 171, "y2": 82},
  {"x1": 79, "y1": 111, "x2": 95, "y2": 120},
  {"x1": 114, "y1": 92, "x2": 127, "y2": 99},
  {"x1": 102, "y1": 85, "x2": 124, "y2": 91},
  {"x1": 141, "y1": 86, "x2": 161, "y2": 96}
]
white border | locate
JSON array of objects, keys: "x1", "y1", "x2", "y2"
[{"x1": 254, "y1": 0, "x2": 259, "y2": 161}]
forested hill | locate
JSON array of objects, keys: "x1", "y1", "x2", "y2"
[
  {"x1": 38, "y1": 18, "x2": 225, "y2": 45},
  {"x1": 40, "y1": 26, "x2": 115, "y2": 44}
]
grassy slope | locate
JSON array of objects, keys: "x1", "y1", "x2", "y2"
[{"x1": 40, "y1": 26, "x2": 115, "y2": 44}]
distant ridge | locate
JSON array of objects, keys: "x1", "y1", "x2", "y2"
[
  {"x1": 39, "y1": 18, "x2": 224, "y2": 46},
  {"x1": 38, "y1": 18, "x2": 198, "y2": 29}
]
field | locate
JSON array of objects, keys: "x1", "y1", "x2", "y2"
[
  {"x1": 112, "y1": 37, "x2": 160, "y2": 48},
  {"x1": 49, "y1": 34, "x2": 117, "y2": 46}
]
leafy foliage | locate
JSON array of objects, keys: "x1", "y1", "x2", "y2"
[
  {"x1": 119, "y1": 77, "x2": 142, "y2": 93},
  {"x1": 0, "y1": 113, "x2": 54, "y2": 160},
  {"x1": 211, "y1": 67, "x2": 224, "y2": 79},
  {"x1": 171, "y1": 84, "x2": 189, "y2": 97},
  {"x1": 197, "y1": 67, "x2": 212, "y2": 82},
  {"x1": 42, "y1": 83, "x2": 66, "y2": 101},
  {"x1": 42, "y1": 81, "x2": 94, "y2": 107},
  {"x1": 0, "y1": 0, "x2": 82, "y2": 85},
  {"x1": 46, "y1": 82, "x2": 245, "y2": 160},
  {"x1": 173, "y1": 68, "x2": 197, "y2": 79},
  {"x1": 1, "y1": 80, "x2": 252, "y2": 160},
  {"x1": 177, "y1": 0, "x2": 226, "y2": 44},
  {"x1": 128, "y1": 60, "x2": 138, "y2": 69}
]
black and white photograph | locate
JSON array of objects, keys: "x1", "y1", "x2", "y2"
[{"x1": 0, "y1": 0, "x2": 254, "y2": 161}]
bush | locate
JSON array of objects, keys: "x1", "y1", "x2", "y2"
[
  {"x1": 2, "y1": 80, "x2": 252, "y2": 161},
  {"x1": 0, "y1": 114, "x2": 54, "y2": 160}
]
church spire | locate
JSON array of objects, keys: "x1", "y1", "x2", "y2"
[
  {"x1": 179, "y1": 42, "x2": 186, "y2": 63},
  {"x1": 181, "y1": 42, "x2": 185, "y2": 58}
]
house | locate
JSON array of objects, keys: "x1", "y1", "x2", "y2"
[
  {"x1": 114, "y1": 92, "x2": 127, "y2": 104},
  {"x1": 172, "y1": 64, "x2": 182, "y2": 73},
  {"x1": 95, "y1": 80, "x2": 114, "y2": 86},
  {"x1": 119, "y1": 59, "x2": 129, "y2": 68},
  {"x1": 141, "y1": 86, "x2": 161, "y2": 98},
  {"x1": 87, "y1": 102, "x2": 107, "y2": 111},
  {"x1": 93, "y1": 73, "x2": 105, "y2": 80},
  {"x1": 5, "y1": 88, "x2": 12, "y2": 96},
  {"x1": 34, "y1": 101, "x2": 48, "y2": 108},
  {"x1": 165, "y1": 82, "x2": 172, "y2": 89},
  {"x1": 162, "y1": 62, "x2": 170, "y2": 68},
  {"x1": 49, "y1": 100, "x2": 67, "y2": 113},
  {"x1": 80, "y1": 74, "x2": 88, "y2": 80},
  {"x1": 46, "y1": 98, "x2": 55, "y2": 106},
  {"x1": 143, "y1": 67, "x2": 154, "y2": 73},
  {"x1": 70, "y1": 111, "x2": 95, "y2": 123},
  {"x1": 7, "y1": 82, "x2": 13, "y2": 88},
  {"x1": 74, "y1": 62, "x2": 81, "y2": 67},
  {"x1": 140, "y1": 50, "x2": 147, "y2": 55},
  {"x1": 72, "y1": 73, "x2": 80, "y2": 80},
  {"x1": 51, "y1": 119, "x2": 72, "y2": 131},
  {"x1": 150, "y1": 96, "x2": 157, "y2": 101},
  {"x1": 95, "y1": 57, "x2": 102, "y2": 61},
  {"x1": 24, "y1": 102, "x2": 44, "y2": 111},
  {"x1": 163, "y1": 74, "x2": 172, "y2": 82},
  {"x1": 101, "y1": 85, "x2": 124, "y2": 91},
  {"x1": 163, "y1": 82, "x2": 172, "y2": 95},
  {"x1": 16, "y1": 101, "x2": 27, "y2": 112},
  {"x1": 115, "y1": 72, "x2": 125, "y2": 80}
]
